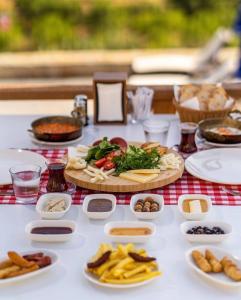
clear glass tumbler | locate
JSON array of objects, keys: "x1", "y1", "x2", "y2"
[
  {"x1": 143, "y1": 119, "x2": 169, "y2": 145},
  {"x1": 9, "y1": 164, "x2": 41, "y2": 204}
]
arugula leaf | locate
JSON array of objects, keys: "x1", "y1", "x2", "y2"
[
  {"x1": 86, "y1": 137, "x2": 120, "y2": 162},
  {"x1": 113, "y1": 145, "x2": 160, "y2": 175}
]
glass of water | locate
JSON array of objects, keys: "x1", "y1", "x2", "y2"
[
  {"x1": 143, "y1": 119, "x2": 169, "y2": 145},
  {"x1": 9, "y1": 164, "x2": 41, "y2": 204}
]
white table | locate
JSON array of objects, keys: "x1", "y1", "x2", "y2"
[{"x1": 0, "y1": 114, "x2": 241, "y2": 300}]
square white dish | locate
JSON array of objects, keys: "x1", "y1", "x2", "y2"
[
  {"x1": 36, "y1": 193, "x2": 72, "y2": 220},
  {"x1": 104, "y1": 221, "x2": 156, "y2": 243},
  {"x1": 130, "y1": 193, "x2": 164, "y2": 220},
  {"x1": 83, "y1": 194, "x2": 116, "y2": 219},
  {"x1": 186, "y1": 245, "x2": 241, "y2": 288},
  {"x1": 180, "y1": 221, "x2": 232, "y2": 243},
  {"x1": 178, "y1": 194, "x2": 212, "y2": 220},
  {"x1": 25, "y1": 219, "x2": 76, "y2": 242}
]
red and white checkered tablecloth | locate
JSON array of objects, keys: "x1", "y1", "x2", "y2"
[{"x1": 0, "y1": 149, "x2": 241, "y2": 205}]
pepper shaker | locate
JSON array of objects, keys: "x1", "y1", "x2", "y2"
[{"x1": 71, "y1": 94, "x2": 89, "y2": 126}]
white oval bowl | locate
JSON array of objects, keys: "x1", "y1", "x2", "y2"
[
  {"x1": 130, "y1": 193, "x2": 164, "y2": 220},
  {"x1": 178, "y1": 194, "x2": 212, "y2": 221},
  {"x1": 104, "y1": 221, "x2": 156, "y2": 243},
  {"x1": 180, "y1": 221, "x2": 232, "y2": 243},
  {"x1": 83, "y1": 194, "x2": 116, "y2": 219},
  {"x1": 36, "y1": 193, "x2": 72, "y2": 220},
  {"x1": 0, "y1": 249, "x2": 58, "y2": 285},
  {"x1": 186, "y1": 245, "x2": 241, "y2": 288},
  {"x1": 25, "y1": 219, "x2": 76, "y2": 242}
]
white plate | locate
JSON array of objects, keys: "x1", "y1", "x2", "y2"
[
  {"x1": 186, "y1": 246, "x2": 241, "y2": 288},
  {"x1": 180, "y1": 221, "x2": 232, "y2": 243},
  {"x1": 178, "y1": 194, "x2": 212, "y2": 221},
  {"x1": 83, "y1": 268, "x2": 159, "y2": 289},
  {"x1": 130, "y1": 193, "x2": 164, "y2": 220},
  {"x1": 104, "y1": 221, "x2": 156, "y2": 243},
  {"x1": 0, "y1": 249, "x2": 58, "y2": 285},
  {"x1": 83, "y1": 194, "x2": 116, "y2": 220},
  {"x1": 25, "y1": 219, "x2": 76, "y2": 242},
  {"x1": 29, "y1": 132, "x2": 83, "y2": 146},
  {"x1": 0, "y1": 149, "x2": 47, "y2": 185},
  {"x1": 185, "y1": 148, "x2": 241, "y2": 185},
  {"x1": 36, "y1": 193, "x2": 72, "y2": 220}
]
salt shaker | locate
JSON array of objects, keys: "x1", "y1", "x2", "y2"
[{"x1": 71, "y1": 94, "x2": 89, "y2": 126}]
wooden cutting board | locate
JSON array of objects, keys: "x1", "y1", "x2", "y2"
[{"x1": 64, "y1": 149, "x2": 184, "y2": 193}]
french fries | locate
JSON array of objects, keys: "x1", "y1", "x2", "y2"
[
  {"x1": 0, "y1": 251, "x2": 51, "y2": 280},
  {"x1": 86, "y1": 243, "x2": 161, "y2": 285}
]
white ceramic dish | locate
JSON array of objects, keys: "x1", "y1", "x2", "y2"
[
  {"x1": 178, "y1": 194, "x2": 212, "y2": 221},
  {"x1": 130, "y1": 193, "x2": 164, "y2": 220},
  {"x1": 25, "y1": 219, "x2": 76, "y2": 242},
  {"x1": 29, "y1": 132, "x2": 83, "y2": 146},
  {"x1": 186, "y1": 245, "x2": 241, "y2": 288},
  {"x1": 185, "y1": 148, "x2": 241, "y2": 185},
  {"x1": 83, "y1": 194, "x2": 116, "y2": 219},
  {"x1": 36, "y1": 193, "x2": 72, "y2": 219},
  {"x1": 83, "y1": 268, "x2": 159, "y2": 289},
  {"x1": 0, "y1": 149, "x2": 47, "y2": 185},
  {"x1": 104, "y1": 221, "x2": 156, "y2": 243},
  {"x1": 0, "y1": 249, "x2": 58, "y2": 285},
  {"x1": 180, "y1": 221, "x2": 232, "y2": 243}
]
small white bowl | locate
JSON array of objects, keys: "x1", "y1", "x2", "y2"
[
  {"x1": 180, "y1": 221, "x2": 232, "y2": 243},
  {"x1": 83, "y1": 194, "x2": 116, "y2": 219},
  {"x1": 178, "y1": 194, "x2": 212, "y2": 220},
  {"x1": 36, "y1": 193, "x2": 72, "y2": 220},
  {"x1": 186, "y1": 246, "x2": 241, "y2": 288},
  {"x1": 130, "y1": 193, "x2": 164, "y2": 220},
  {"x1": 25, "y1": 219, "x2": 76, "y2": 242},
  {"x1": 104, "y1": 221, "x2": 156, "y2": 243}
]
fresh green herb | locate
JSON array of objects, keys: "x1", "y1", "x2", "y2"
[
  {"x1": 86, "y1": 137, "x2": 120, "y2": 162},
  {"x1": 113, "y1": 145, "x2": 160, "y2": 175}
]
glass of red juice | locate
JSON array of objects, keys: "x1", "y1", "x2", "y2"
[
  {"x1": 46, "y1": 159, "x2": 68, "y2": 193},
  {"x1": 178, "y1": 122, "x2": 198, "y2": 153},
  {"x1": 9, "y1": 164, "x2": 41, "y2": 204}
]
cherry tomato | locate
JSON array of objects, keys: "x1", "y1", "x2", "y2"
[
  {"x1": 103, "y1": 161, "x2": 115, "y2": 170},
  {"x1": 106, "y1": 150, "x2": 122, "y2": 161},
  {"x1": 95, "y1": 157, "x2": 107, "y2": 168}
]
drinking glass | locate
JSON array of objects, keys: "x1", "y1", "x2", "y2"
[
  {"x1": 143, "y1": 119, "x2": 169, "y2": 145},
  {"x1": 46, "y1": 159, "x2": 68, "y2": 193},
  {"x1": 178, "y1": 122, "x2": 198, "y2": 153},
  {"x1": 9, "y1": 164, "x2": 41, "y2": 204}
]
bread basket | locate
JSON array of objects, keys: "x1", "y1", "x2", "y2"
[{"x1": 173, "y1": 97, "x2": 235, "y2": 123}]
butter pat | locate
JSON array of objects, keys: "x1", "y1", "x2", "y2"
[{"x1": 189, "y1": 200, "x2": 202, "y2": 213}]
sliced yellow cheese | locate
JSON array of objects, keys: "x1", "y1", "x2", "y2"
[
  {"x1": 127, "y1": 169, "x2": 161, "y2": 174},
  {"x1": 119, "y1": 172, "x2": 159, "y2": 183}
]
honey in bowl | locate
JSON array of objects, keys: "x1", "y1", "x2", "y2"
[
  {"x1": 182, "y1": 199, "x2": 208, "y2": 213},
  {"x1": 109, "y1": 227, "x2": 152, "y2": 236}
]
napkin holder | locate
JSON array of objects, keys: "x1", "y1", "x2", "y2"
[{"x1": 93, "y1": 72, "x2": 127, "y2": 124}]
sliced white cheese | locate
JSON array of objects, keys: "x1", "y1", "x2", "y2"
[
  {"x1": 189, "y1": 200, "x2": 202, "y2": 213},
  {"x1": 119, "y1": 172, "x2": 159, "y2": 183},
  {"x1": 68, "y1": 145, "x2": 89, "y2": 159},
  {"x1": 127, "y1": 169, "x2": 161, "y2": 174}
]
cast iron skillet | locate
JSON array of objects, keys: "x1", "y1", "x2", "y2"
[
  {"x1": 199, "y1": 117, "x2": 241, "y2": 144},
  {"x1": 29, "y1": 116, "x2": 82, "y2": 142}
]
